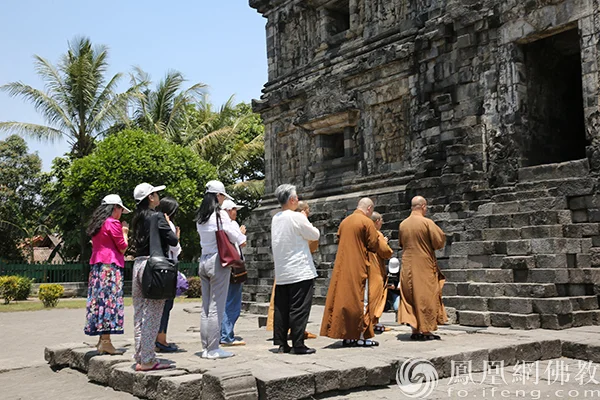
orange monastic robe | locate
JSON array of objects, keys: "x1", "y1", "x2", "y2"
[
  {"x1": 397, "y1": 212, "x2": 448, "y2": 332},
  {"x1": 320, "y1": 210, "x2": 382, "y2": 340},
  {"x1": 367, "y1": 231, "x2": 393, "y2": 326}
]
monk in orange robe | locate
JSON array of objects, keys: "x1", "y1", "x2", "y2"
[
  {"x1": 398, "y1": 196, "x2": 447, "y2": 340},
  {"x1": 320, "y1": 198, "x2": 383, "y2": 347},
  {"x1": 367, "y1": 212, "x2": 393, "y2": 333}
]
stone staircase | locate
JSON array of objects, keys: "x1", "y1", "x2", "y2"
[{"x1": 437, "y1": 159, "x2": 600, "y2": 330}]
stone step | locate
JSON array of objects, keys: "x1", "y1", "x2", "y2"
[
  {"x1": 443, "y1": 282, "x2": 559, "y2": 297},
  {"x1": 477, "y1": 197, "x2": 569, "y2": 215},
  {"x1": 455, "y1": 310, "x2": 543, "y2": 329},
  {"x1": 442, "y1": 268, "x2": 514, "y2": 283},
  {"x1": 444, "y1": 295, "x2": 599, "y2": 314},
  {"x1": 491, "y1": 188, "x2": 560, "y2": 203},
  {"x1": 450, "y1": 238, "x2": 590, "y2": 256},
  {"x1": 241, "y1": 301, "x2": 270, "y2": 315},
  {"x1": 515, "y1": 177, "x2": 594, "y2": 196},
  {"x1": 518, "y1": 158, "x2": 589, "y2": 182},
  {"x1": 514, "y1": 268, "x2": 600, "y2": 284}
]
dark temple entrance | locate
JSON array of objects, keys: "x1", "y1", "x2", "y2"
[{"x1": 522, "y1": 28, "x2": 587, "y2": 166}]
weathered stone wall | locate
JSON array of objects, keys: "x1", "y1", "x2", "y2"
[{"x1": 247, "y1": 0, "x2": 600, "y2": 327}]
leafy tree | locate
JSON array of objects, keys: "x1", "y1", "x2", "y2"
[
  {"x1": 54, "y1": 129, "x2": 217, "y2": 260},
  {"x1": 186, "y1": 98, "x2": 265, "y2": 220},
  {"x1": 0, "y1": 135, "x2": 46, "y2": 261},
  {"x1": 131, "y1": 68, "x2": 205, "y2": 139},
  {"x1": 0, "y1": 37, "x2": 139, "y2": 158}
]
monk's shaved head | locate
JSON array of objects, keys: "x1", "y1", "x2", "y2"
[
  {"x1": 411, "y1": 196, "x2": 427, "y2": 208},
  {"x1": 357, "y1": 197, "x2": 375, "y2": 217}
]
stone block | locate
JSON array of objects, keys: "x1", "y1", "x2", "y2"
[
  {"x1": 540, "y1": 314, "x2": 573, "y2": 330},
  {"x1": 362, "y1": 357, "x2": 394, "y2": 386},
  {"x1": 488, "y1": 297, "x2": 509, "y2": 312},
  {"x1": 297, "y1": 364, "x2": 339, "y2": 394},
  {"x1": 509, "y1": 298, "x2": 533, "y2": 314},
  {"x1": 469, "y1": 283, "x2": 505, "y2": 297},
  {"x1": 444, "y1": 296, "x2": 487, "y2": 311},
  {"x1": 457, "y1": 311, "x2": 490, "y2": 326},
  {"x1": 490, "y1": 312, "x2": 511, "y2": 327},
  {"x1": 532, "y1": 298, "x2": 573, "y2": 314},
  {"x1": 534, "y1": 254, "x2": 567, "y2": 269},
  {"x1": 69, "y1": 347, "x2": 99, "y2": 372},
  {"x1": 316, "y1": 359, "x2": 366, "y2": 390},
  {"x1": 446, "y1": 307, "x2": 457, "y2": 324},
  {"x1": 506, "y1": 240, "x2": 531, "y2": 255},
  {"x1": 253, "y1": 365, "x2": 315, "y2": 400},
  {"x1": 509, "y1": 314, "x2": 540, "y2": 330},
  {"x1": 562, "y1": 341, "x2": 588, "y2": 360},
  {"x1": 502, "y1": 256, "x2": 534, "y2": 270},
  {"x1": 157, "y1": 374, "x2": 204, "y2": 400},
  {"x1": 108, "y1": 362, "x2": 138, "y2": 394},
  {"x1": 44, "y1": 343, "x2": 90, "y2": 368},
  {"x1": 488, "y1": 346, "x2": 516, "y2": 366},
  {"x1": 489, "y1": 214, "x2": 511, "y2": 228},
  {"x1": 134, "y1": 369, "x2": 186, "y2": 399},
  {"x1": 201, "y1": 368, "x2": 258, "y2": 400},
  {"x1": 539, "y1": 340, "x2": 562, "y2": 359},
  {"x1": 483, "y1": 228, "x2": 520, "y2": 241},
  {"x1": 88, "y1": 355, "x2": 132, "y2": 384},
  {"x1": 430, "y1": 349, "x2": 488, "y2": 379},
  {"x1": 514, "y1": 341, "x2": 542, "y2": 362}
]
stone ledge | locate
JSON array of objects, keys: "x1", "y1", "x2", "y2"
[{"x1": 45, "y1": 336, "x2": 600, "y2": 400}]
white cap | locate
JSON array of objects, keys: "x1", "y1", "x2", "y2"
[
  {"x1": 388, "y1": 257, "x2": 400, "y2": 274},
  {"x1": 101, "y1": 194, "x2": 131, "y2": 214},
  {"x1": 133, "y1": 183, "x2": 166, "y2": 203},
  {"x1": 221, "y1": 199, "x2": 244, "y2": 210},
  {"x1": 205, "y1": 180, "x2": 233, "y2": 200}
]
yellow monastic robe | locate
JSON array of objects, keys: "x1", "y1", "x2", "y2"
[
  {"x1": 320, "y1": 209, "x2": 382, "y2": 340},
  {"x1": 367, "y1": 231, "x2": 393, "y2": 327},
  {"x1": 397, "y1": 212, "x2": 448, "y2": 332}
]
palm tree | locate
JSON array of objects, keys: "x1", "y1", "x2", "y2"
[
  {"x1": 131, "y1": 68, "x2": 205, "y2": 139},
  {"x1": 0, "y1": 37, "x2": 138, "y2": 158}
]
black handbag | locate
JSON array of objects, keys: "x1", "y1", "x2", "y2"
[{"x1": 141, "y1": 213, "x2": 178, "y2": 299}]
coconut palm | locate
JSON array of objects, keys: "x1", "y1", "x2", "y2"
[
  {"x1": 0, "y1": 37, "x2": 139, "y2": 158},
  {"x1": 131, "y1": 68, "x2": 206, "y2": 139}
]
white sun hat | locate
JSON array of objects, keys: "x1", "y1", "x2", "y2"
[
  {"x1": 388, "y1": 257, "x2": 400, "y2": 274},
  {"x1": 133, "y1": 183, "x2": 166, "y2": 203},
  {"x1": 101, "y1": 194, "x2": 131, "y2": 214},
  {"x1": 205, "y1": 180, "x2": 234, "y2": 200},
  {"x1": 221, "y1": 199, "x2": 244, "y2": 210}
]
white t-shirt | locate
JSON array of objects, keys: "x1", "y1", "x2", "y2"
[
  {"x1": 197, "y1": 210, "x2": 247, "y2": 255},
  {"x1": 167, "y1": 220, "x2": 182, "y2": 262},
  {"x1": 271, "y1": 209, "x2": 320, "y2": 285}
]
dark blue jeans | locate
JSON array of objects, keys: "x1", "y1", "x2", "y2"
[
  {"x1": 159, "y1": 298, "x2": 174, "y2": 334},
  {"x1": 220, "y1": 282, "x2": 243, "y2": 343}
]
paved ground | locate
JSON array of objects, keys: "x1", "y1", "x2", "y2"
[{"x1": 3, "y1": 301, "x2": 600, "y2": 399}]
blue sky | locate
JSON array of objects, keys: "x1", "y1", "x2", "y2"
[{"x1": 0, "y1": 0, "x2": 268, "y2": 170}]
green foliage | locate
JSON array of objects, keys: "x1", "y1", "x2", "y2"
[
  {"x1": 54, "y1": 129, "x2": 217, "y2": 260},
  {"x1": 0, "y1": 276, "x2": 31, "y2": 304},
  {"x1": 0, "y1": 37, "x2": 139, "y2": 158},
  {"x1": 0, "y1": 135, "x2": 47, "y2": 262},
  {"x1": 38, "y1": 283, "x2": 64, "y2": 307},
  {"x1": 186, "y1": 276, "x2": 202, "y2": 298},
  {"x1": 15, "y1": 276, "x2": 32, "y2": 300}
]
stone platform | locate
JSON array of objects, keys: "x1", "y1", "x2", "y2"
[{"x1": 44, "y1": 307, "x2": 600, "y2": 400}]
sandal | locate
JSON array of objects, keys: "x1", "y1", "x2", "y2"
[
  {"x1": 342, "y1": 339, "x2": 358, "y2": 347},
  {"x1": 374, "y1": 325, "x2": 385, "y2": 333},
  {"x1": 155, "y1": 342, "x2": 178, "y2": 353},
  {"x1": 410, "y1": 333, "x2": 423, "y2": 341},
  {"x1": 421, "y1": 334, "x2": 441, "y2": 341},
  {"x1": 357, "y1": 339, "x2": 379, "y2": 347},
  {"x1": 135, "y1": 362, "x2": 174, "y2": 371}
]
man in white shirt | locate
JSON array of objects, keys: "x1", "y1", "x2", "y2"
[{"x1": 271, "y1": 184, "x2": 320, "y2": 355}]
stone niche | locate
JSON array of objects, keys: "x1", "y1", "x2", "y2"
[{"x1": 520, "y1": 27, "x2": 588, "y2": 166}]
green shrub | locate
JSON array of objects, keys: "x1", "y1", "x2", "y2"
[
  {"x1": 15, "y1": 277, "x2": 33, "y2": 300},
  {"x1": 186, "y1": 276, "x2": 202, "y2": 298},
  {"x1": 38, "y1": 284, "x2": 64, "y2": 308},
  {"x1": 0, "y1": 276, "x2": 20, "y2": 304}
]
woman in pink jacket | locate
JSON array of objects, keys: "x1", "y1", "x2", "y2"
[{"x1": 84, "y1": 194, "x2": 130, "y2": 355}]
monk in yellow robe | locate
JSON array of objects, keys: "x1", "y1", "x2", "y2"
[
  {"x1": 398, "y1": 196, "x2": 447, "y2": 340},
  {"x1": 320, "y1": 198, "x2": 383, "y2": 347},
  {"x1": 266, "y1": 201, "x2": 318, "y2": 338},
  {"x1": 367, "y1": 212, "x2": 393, "y2": 333}
]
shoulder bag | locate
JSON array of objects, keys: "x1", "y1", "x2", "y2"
[
  {"x1": 215, "y1": 211, "x2": 247, "y2": 284},
  {"x1": 141, "y1": 213, "x2": 179, "y2": 299}
]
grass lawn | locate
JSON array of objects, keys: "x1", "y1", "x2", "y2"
[{"x1": 0, "y1": 296, "x2": 201, "y2": 312}]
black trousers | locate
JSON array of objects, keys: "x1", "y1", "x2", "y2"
[{"x1": 273, "y1": 278, "x2": 314, "y2": 348}]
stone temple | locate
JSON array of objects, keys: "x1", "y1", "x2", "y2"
[{"x1": 245, "y1": 0, "x2": 600, "y2": 330}]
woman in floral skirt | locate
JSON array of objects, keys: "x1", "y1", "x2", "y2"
[{"x1": 84, "y1": 194, "x2": 130, "y2": 355}]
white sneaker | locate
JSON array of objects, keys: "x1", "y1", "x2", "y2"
[
  {"x1": 205, "y1": 348, "x2": 234, "y2": 359},
  {"x1": 200, "y1": 349, "x2": 208, "y2": 358}
]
